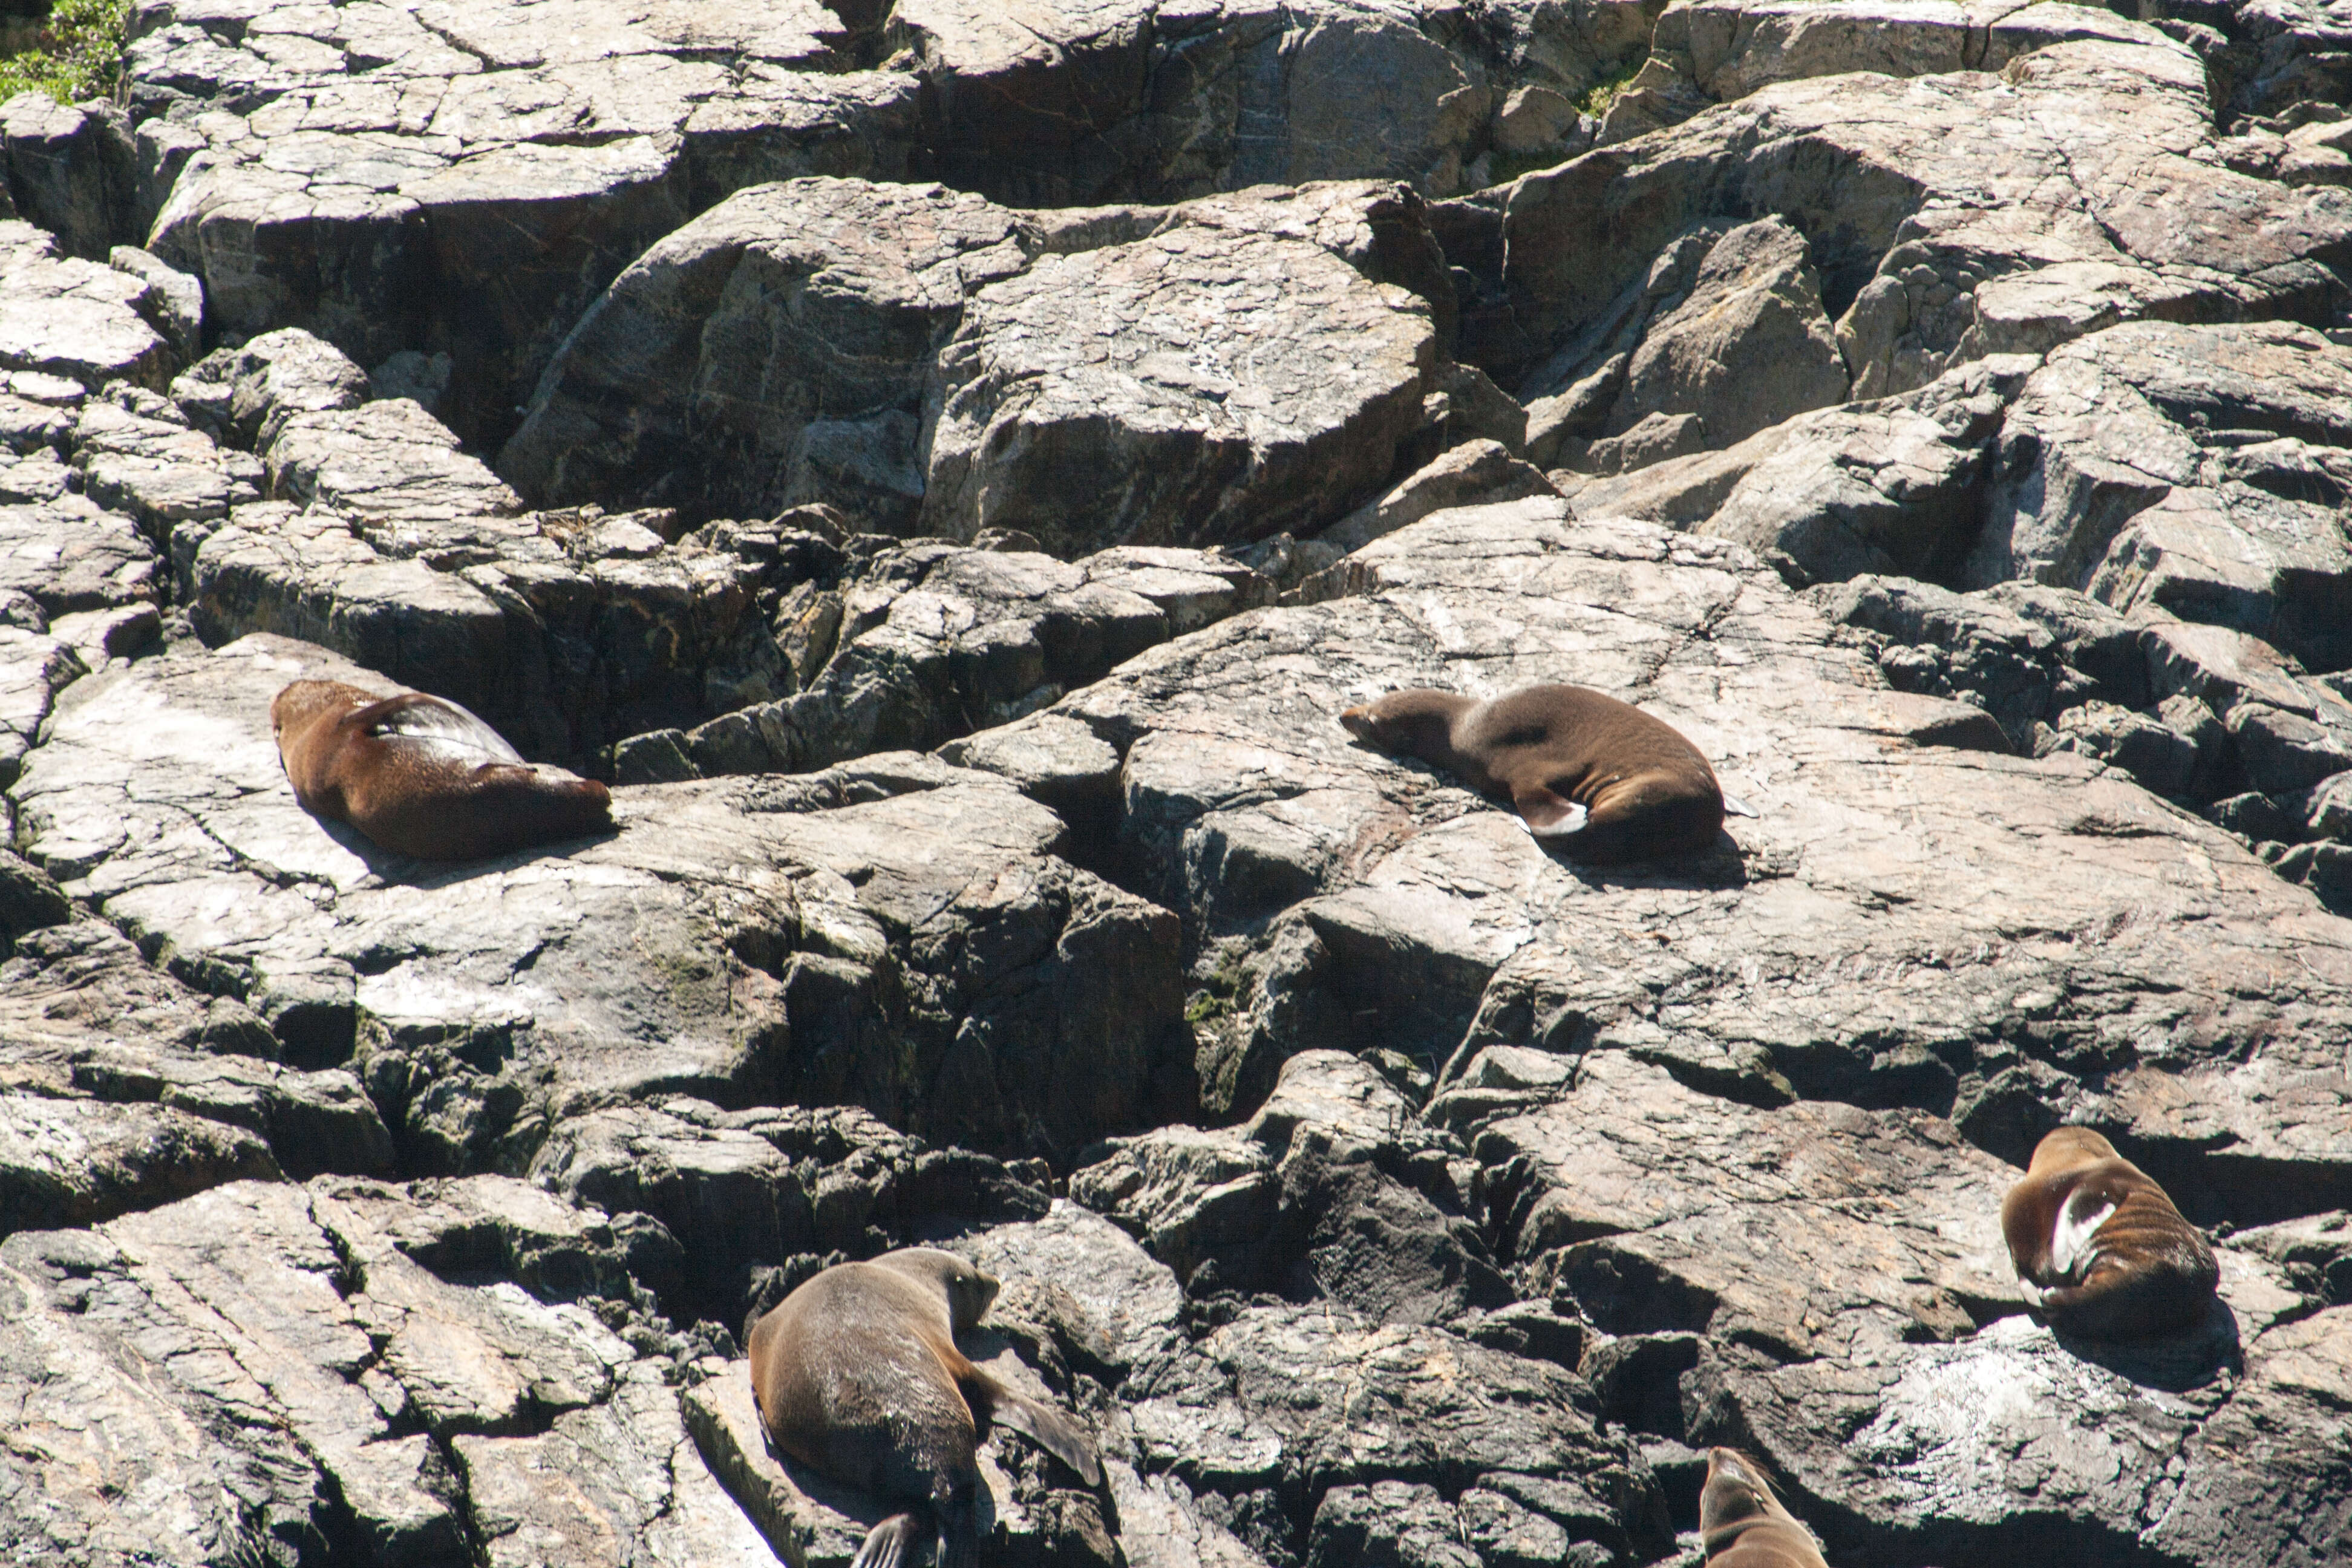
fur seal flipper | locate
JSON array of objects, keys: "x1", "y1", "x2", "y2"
[
  {"x1": 1339, "y1": 684, "x2": 1728, "y2": 862},
  {"x1": 2001, "y1": 1128, "x2": 2218, "y2": 1339},
  {"x1": 749, "y1": 1249, "x2": 1100, "y2": 1568},
  {"x1": 1699, "y1": 1448, "x2": 1828, "y2": 1568},
  {"x1": 271, "y1": 679, "x2": 612, "y2": 861}
]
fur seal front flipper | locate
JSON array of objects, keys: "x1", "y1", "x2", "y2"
[
  {"x1": 2002, "y1": 1127, "x2": 2218, "y2": 1339},
  {"x1": 748, "y1": 1249, "x2": 1101, "y2": 1568},
  {"x1": 271, "y1": 679, "x2": 612, "y2": 861},
  {"x1": 1699, "y1": 1448, "x2": 1828, "y2": 1568},
  {"x1": 1339, "y1": 684, "x2": 1728, "y2": 863}
]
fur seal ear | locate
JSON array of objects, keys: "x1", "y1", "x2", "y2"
[{"x1": 1512, "y1": 784, "x2": 1589, "y2": 836}]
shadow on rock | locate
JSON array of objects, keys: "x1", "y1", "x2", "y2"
[
  {"x1": 310, "y1": 815, "x2": 624, "y2": 886},
  {"x1": 2047, "y1": 1294, "x2": 2244, "y2": 1393},
  {"x1": 1538, "y1": 826, "x2": 1752, "y2": 890}
]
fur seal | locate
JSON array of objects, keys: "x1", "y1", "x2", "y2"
[
  {"x1": 270, "y1": 679, "x2": 612, "y2": 861},
  {"x1": 748, "y1": 1248, "x2": 1102, "y2": 1568},
  {"x1": 1338, "y1": 684, "x2": 1739, "y2": 861},
  {"x1": 2001, "y1": 1127, "x2": 2218, "y2": 1339},
  {"x1": 1699, "y1": 1448, "x2": 1828, "y2": 1568}
]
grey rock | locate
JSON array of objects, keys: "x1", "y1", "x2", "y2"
[
  {"x1": 678, "y1": 539, "x2": 1270, "y2": 777},
  {"x1": 1969, "y1": 321, "x2": 2352, "y2": 677},
  {"x1": 105, "y1": 244, "x2": 202, "y2": 358},
  {"x1": 0, "y1": 93, "x2": 135, "y2": 261},
  {"x1": 923, "y1": 226, "x2": 1434, "y2": 554},
  {"x1": 1059, "y1": 499, "x2": 2352, "y2": 1215},
  {"x1": 14, "y1": 633, "x2": 1192, "y2": 1168},
  {"x1": 0, "y1": 495, "x2": 158, "y2": 617},
  {"x1": 0, "y1": 220, "x2": 176, "y2": 390},
  {"x1": 500, "y1": 179, "x2": 1032, "y2": 523},
  {"x1": 0, "y1": 1094, "x2": 281, "y2": 1236},
  {"x1": 136, "y1": 0, "x2": 921, "y2": 448},
  {"x1": 1319, "y1": 439, "x2": 1558, "y2": 557},
  {"x1": 1469, "y1": 34, "x2": 2351, "y2": 410}
]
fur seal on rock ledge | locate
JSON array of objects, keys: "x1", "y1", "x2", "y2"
[
  {"x1": 2001, "y1": 1127, "x2": 2219, "y2": 1339},
  {"x1": 271, "y1": 679, "x2": 612, "y2": 861},
  {"x1": 748, "y1": 1248, "x2": 1101, "y2": 1568},
  {"x1": 1699, "y1": 1448, "x2": 1828, "y2": 1568},
  {"x1": 1338, "y1": 684, "x2": 1739, "y2": 861}
]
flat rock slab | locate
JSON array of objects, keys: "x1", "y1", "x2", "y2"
[
  {"x1": 1054, "y1": 497, "x2": 2352, "y2": 1208},
  {"x1": 0, "y1": 1177, "x2": 774, "y2": 1567},
  {"x1": 10, "y1": 633, "x2": 1192, "y2": 1167},
  {"x1": 924, "y1": 226, "x2": 1434, "y2": 555},
  {"x1": 1467, "y1": 1051, "x2": 2019, "y2": 1358},
  {"x1": 1691, "y1": 1297, "x2": 2352, "y2": 1566}
]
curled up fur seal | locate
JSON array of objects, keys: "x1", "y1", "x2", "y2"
[
  {"x1": 1339, "y1": 683, "x2": 1753, "y2": 862},
  {"x1": 2001, "y1": 1126, "x2": 2219, "y2": 1339},
  {"x1": 748, "y1": 1248, "x2": 1102, "y2": 1568},
  {"x1": 271, "y1": 679, "x2": 613, "y2": 860}
]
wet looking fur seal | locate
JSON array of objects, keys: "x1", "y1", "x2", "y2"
[
  {"x1": 1338, "y1": 684, "x2": 1742, "y2": 862},
  {"x1": 1700, "y1": 1448, "x2": 1828, "y2": 1568},
  {"x1": 271, "y1": 679, "x2": 612, "y2": 861},
  {"x1": 2001, "y1": 1127, "x2": 2218, "y2": 1339},
  {"x1": 748, "y1": 1248, "x2": 1102, "y2": 1568}
]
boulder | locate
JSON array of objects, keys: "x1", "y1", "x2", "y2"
[{"x1": 923, "y1": 226, "x2": 1434, "y2": 554}]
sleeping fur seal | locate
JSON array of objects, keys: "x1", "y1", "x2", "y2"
[
  {"x1": 748, "y1": 1248, "x2": 1102, "y2": 1568},
  {"x1": 271, "y1": 679, "x2": 612, "y2": 860},
  {"x1": 1339, "y1": 684, "x2": 1736, "y2": 861},
  {"x1": 2001, "y1": 1127, "x2": 2218, "y2": 1339},
  {"x1": 1700, "y1": 1448, "x2": 1828, "y2": 1568}
]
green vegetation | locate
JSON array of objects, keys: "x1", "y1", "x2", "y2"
[
  {"x1": 1183, "y1": 947, "x2": 1250, "y2": 1027},
  {"x1": 1575, "y1": 56, "x2": 1645, "y2": 120},
  {"x1": 0, "y1": 0, "x2": 129, "y2": 108}
]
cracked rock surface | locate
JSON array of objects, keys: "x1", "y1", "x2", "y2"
[{"x1": 6, "y1": 0, "x2": 2352, "y2": 1562}]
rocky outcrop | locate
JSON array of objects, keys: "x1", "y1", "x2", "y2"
[{"x1": 12, "y1": 633, "x2": 1194, "y2": 1169}]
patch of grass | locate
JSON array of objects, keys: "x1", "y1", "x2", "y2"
[
  {"x1": 1183, "y1": 947, "x2": 1250, "y2": 1027},
  {"x1": 0, "y1": 0, "x2": 129, "y2": 108},
  {"x1": 1575, "y1": 56, "x2": 1645, "y2": 120}
]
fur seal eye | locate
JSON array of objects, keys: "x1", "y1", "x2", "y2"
[{"x1": 1495, "y1": 725, "x2": 1548, "y2": 747}]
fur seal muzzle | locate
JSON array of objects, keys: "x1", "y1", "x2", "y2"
[
  {"x1": 748, "y1": 1248, "x2": 1102, "y2": 1568},
  {"x1": 1339, "y1": 684, "x2": 1733, "y2": 862},
  {"x1": 2001, "y1": 1127, "x2": 2218, "y2": 1340},
  {"x1": 1699, "y1": 1448, "x2": 1828, "y2": 1568},
  {"x1": 271, "y1": 679, "x2": 612, "y2": 861}
]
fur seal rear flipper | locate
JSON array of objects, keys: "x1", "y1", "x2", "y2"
[
  {"x1": 1339, "y1": 684, "x2": 1730, "y2": 862},
  {"x1": 1700, "y1": 1448, "x2": 1828, "y2": 1568},
  {"x1": 748, "y1": 1249, "x2": 1101, "y2": 1568},
  {"x1": 2002, "y1": 1127, "x2": 2218, "y2": 1339},
  {"x1": 272, "y1": 679, "x2": 612, "y2": 861}
]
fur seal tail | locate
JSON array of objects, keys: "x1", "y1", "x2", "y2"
[{"x1": 964, "y1": 1371, "x2": 1102, "y2": 1485}]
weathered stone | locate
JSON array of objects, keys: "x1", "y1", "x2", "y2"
[
  {"x1": 0, "y1": 1094, "x2": 281, "y2": 1236},
  {"x1": 1969, "y1": 321, "x2": 2352, "y2": 677},
  {"x1": 135, "y1": 0, "x2": 926, "y2": 447},
  {"x1": 678, "y1": 539, "x2": 1270, "y2": 776},
  {"x1": 0, "y1": 1178, "x2": 773, "y2": 1567},
  {"x1": 1469, "y1": 34, "x2": 2352, "y2": 411},
  {"x1": 14, "y1": 633, "x2": 1192, "y2": 1168},
  {"x1": 1060, "y1": 500, "x2": 2352, "y2": 1209},
  {"x1": 0, "y1": 93, "x2": 137, "y2": 262},
  {"x1": 500, "y1": 178, "x2": 1031, "y2": 523},
  {"x1": 1319, "y1": 439, "x2": 1557, "y2": 556},
  {"x1": 924, "y1": 226, "x2": 1434, "y2": 554},
  {"x1": 0, "y1": 220, "x2": 176, "y2": 390}
]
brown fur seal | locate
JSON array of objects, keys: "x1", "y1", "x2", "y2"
[
  {"x1": 2001, "y1": 1127, "x2": 2218, "y2": 1339},
  {"x1": 1338, "y1": 684, "x2": 1742, "y2": 862},
  {"x1": 1700, "y1": 1448, "x2": 1828, "y2": 1568},
  {"x1": 748, "y1": 1248, "x2": 1102, "y2": 1568},
  {"x1": 270, "y1": 679, "x2": 612, "y2": 861}
]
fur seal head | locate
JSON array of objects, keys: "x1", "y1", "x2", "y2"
[
  {"x1": 748, "y1": 1247, "x2": 1101, "y2": 1568},
  {"x1": 1339, "y1": 684, "x2": 1729, "y2": 862},
  {"x1": 2001, "y1": 1127, "x2": 2218, "y2": 1340},
  {"x1": 1699, "y1": 1448, "x2": 1828, "y2": 1568},
  {"x1": 271, "y1": 679, "x2": 612, "y2": 861}
]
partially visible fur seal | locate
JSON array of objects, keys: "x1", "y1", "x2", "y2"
[
  {"x1": 1700, "y1": 1448, "x2": 1828, "y2": 1568},
  {"x1": 271, "y1": 679, "x2": 612, "y2": 860},
  {"x1": 748, "y1": 1248, "x2": 1102, "y2": 1568},
  {"x1": 1338, "y1": 684, "x2": 1738, "y2": 862},
  {"x1": 2001, "y1": 1127, "x2": 2219, "y2": 1339}
]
